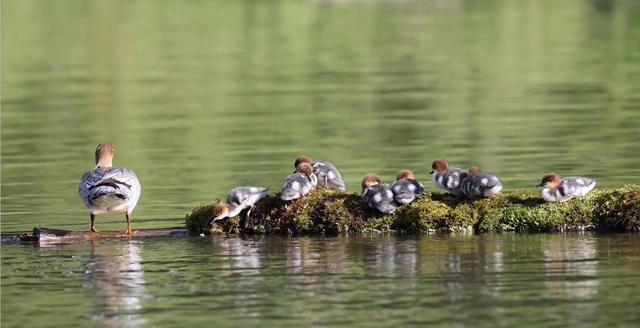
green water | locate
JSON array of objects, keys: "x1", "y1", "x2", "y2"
[
  {"x1": 2, "y1": 0, "x2": 640, "y2": 326},
  {"x1": 2, "y1": 234, "x2": 640, "y2": 327}
]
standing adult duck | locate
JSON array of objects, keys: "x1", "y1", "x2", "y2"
[
  {"x1": 78, "y1": 144, "x2": 141, "y2": 234},
  {"x1": 294, "y1": 155, "x2": 346, "y2": 191}
]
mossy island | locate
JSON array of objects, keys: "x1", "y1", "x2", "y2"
[{"x1": 185, "y1": 185, "x2": 640, "y2": 235}]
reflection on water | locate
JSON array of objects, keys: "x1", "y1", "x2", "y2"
[
  {"x1": 543, "y1": 235, "x2": 599, "y2": 318},
  {"x1": 85, "y1": 240, "x2": 147, "y2": 327},
  {"x1": 2, "y1": 233, "x2": 640, "y2": 326},
  {"x1": 212, "y1": 237, "x2": 264, "y2": 318}
]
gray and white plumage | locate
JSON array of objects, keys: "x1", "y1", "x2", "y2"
[
  {"x1": 79, "y1": 167, "x2": 141, "y2": 215},
  {"x1": 432, "y1": 168, "x2": 467, "y2": 196},
  {"x1": 312, "y1": 160, "x2": 346, "y2": 191},
  {"x1": 362, "y1": 184, "x2": 397, "y2": 214},
  {"x1": 391, "y1": 179, "x2": 424, "y2": 205},
  {"x1": 226, "y1": 186, "x2": 266, "y2": 207},
  {"x1": 212, "y1": 186, "x2": 268, "y2": 222},
  {"x1": 461, "y1": 173, "x2": 503, "y2": 198},
  {"x1": 281, "y1": 172, "x2": 318, "y2": 201},
  {"x1": 542, "y1": 177, "x2": 596, "y2": 203}
]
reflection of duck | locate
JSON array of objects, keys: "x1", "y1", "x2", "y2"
[
  {"x1": 430, "y1": 159, "x2": 467, "y2": 196},
  {"x1": 538, "y1": 173, "x2": 596, "y2": 202},
  {"x1": 281, "y1": 162, "x2": 317, "y2": 200},
  {"x1": 544, "y1": 236, "x2": 598, "y2": 302},
  {"x1": 219, "y1": 237, "x2": 262, "y2": 273},
  {"x1": 371, "y1": 238, "x2": 419, "y2": 279},
  {"x1": 86, "y1": 240, "x2": 147, "y2": 328},
  {"x1": 78, "y1": 144, "x2": 141, "y2": 234},
  {"x1": 283, "y1": 237, "x2": 348, "y2": 292},
  {"x1": 294, "y1": 155, "x2": 346, "y2": 191}
]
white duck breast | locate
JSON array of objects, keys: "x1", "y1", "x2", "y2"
[
  {"x1": 433, "y1": 168, "x2": 467, "y2": 195},
  {"x1": 281, "y1": 173, "x2": 318, "y2": 200},
  {"x1": 312, "y1": 160, "x2": 346, "y2": 191},
  {"x1": 543, "y1": 177, "x2": 596, "y2": 202},
  {"x1": 362, "y1": 184, "x2": 397, "y2": 214},
  {"x1": 226, "y1": 186, "x2": 268, "y2": 217},
  {"x1": 461, "y1": 173, "x2": 503, "y2": 198},
  {"x1": 79, "y1": 167, "x2": 141, "y2": 215},
  {"x1": 391, "y1": 179, "x2": 424, "y2": 204}
]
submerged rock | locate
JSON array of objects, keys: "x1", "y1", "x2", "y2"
[{"x1": 185, "y1": 186, "x2": 640, "y2": 235}]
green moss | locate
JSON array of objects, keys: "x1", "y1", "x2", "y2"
[
  {"x1": 185, "y1": 186, "x2": 640, "y2": 235},
  {"x1": 592, "y1": 185, "x2": 640, "y2": 231},
  {"x1": 393, "y1": 195, "x2": 451, "y2": 232}
]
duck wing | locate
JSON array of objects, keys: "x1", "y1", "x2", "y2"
[{"x1": 79, "y1": 167, "x2": 141, "y2": 208}]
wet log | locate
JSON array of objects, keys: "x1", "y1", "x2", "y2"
[
  {"x1": 185, "y1": 185, "x2": 640, "y2": 235},
  {"x1": 7, "y1": 227, "x2": 188, "y2": 244}
]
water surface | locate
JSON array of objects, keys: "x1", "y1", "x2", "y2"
[{"x1": 2, "y1": 233, "x2": 640, "y2": 327}]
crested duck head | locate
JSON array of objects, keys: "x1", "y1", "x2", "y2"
[
  {"x1": 95, "y1": 144, "x2": 114, "y2": 168},
  {"x1": 296, "y1": 162, "x2": 314, "y2": 176},
  {"x1": 538, "y1": 173, "x2": 561, "y2": 188},
  {"x1": 430, "y1": 160, "x2": 449, "y2": 174},
  {"x1": 468, "y1": 167, "x2": 481, "y2": 176},
  {"x1": 361, "y1": 174, "x2": 381, "y2": 191},
  {"x1": 396, "y1": 169, "x2": 417, "y2": 181}
]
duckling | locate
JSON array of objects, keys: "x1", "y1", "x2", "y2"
[
  {"x1": 391, "y1": 169, "x2": 424, "y2": 205},
  {"x1": 294, "y1": 155, "x2": 346, "y2": 191},
  {"x1": 460, "y1": 167, "x2": 503, "y2": 198},
  {"x1": 78, "y1": 144, "x2": 141, "y2": 234},
  {"x1": 211, "y1": 187, "x2": 269, "y2": 224},
  {"x1": 430, "y1": 159, "x2": 467, "y2": 196},
  {"x1": 281, "y1": 162, "x2": 318, "y2": 200},
  {"x1": 361, "y1": 174, "x2": 396, "y2": 214},
  {"x1": 537, "y1": 173, "x2": 596, "y2": 202}
]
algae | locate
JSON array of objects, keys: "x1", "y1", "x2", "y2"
[{"x1": 185, "y1": 186, "x2": 640, "y2": 235}]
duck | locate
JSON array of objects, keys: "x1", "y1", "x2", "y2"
[
  {"x1": 430, "y1": 159, "x2": 467, "y2": 196},
  {"x1": 391, "y1": 169, "x2": 424, "y2": 205},
  {"x1": 537, "y1": 173, "x2": 596, "y2": 202},
  {"x1": 295, "y1": 155, "x2": 346, "y2": 191},
  {"x1": 281, "y1": 162, "x2": 318, "y2": 200},
  {"x1": 460, "y1": 167, "x2": 503, "y2": 198},
  {"x1": 211, "y1": 187, "x2": 269, "y2": 224},
  {"x1": 361, "y1": 174, "x2": 397, "y2": 214},
  {"x1": 78, "y1": 144, "x2": 141, "y2": 234}
]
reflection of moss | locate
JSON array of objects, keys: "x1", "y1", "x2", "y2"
[{"x1": 185, "y1": 186, "x2": 640, "y2": 235}]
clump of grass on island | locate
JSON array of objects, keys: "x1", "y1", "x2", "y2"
[{"x1": 185, "y1": 186, "x2": 640, "y2": 235}]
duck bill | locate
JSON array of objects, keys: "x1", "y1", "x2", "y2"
[
  {"x1": 429, "y1": 170, "x2": 434, "y2": 174},
  {"x1": 536, "y1": 182, "x2": 544, "y2": 187},
  {"x1": 210, "y1": 214, "x2": 227, "y2": 225}
]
